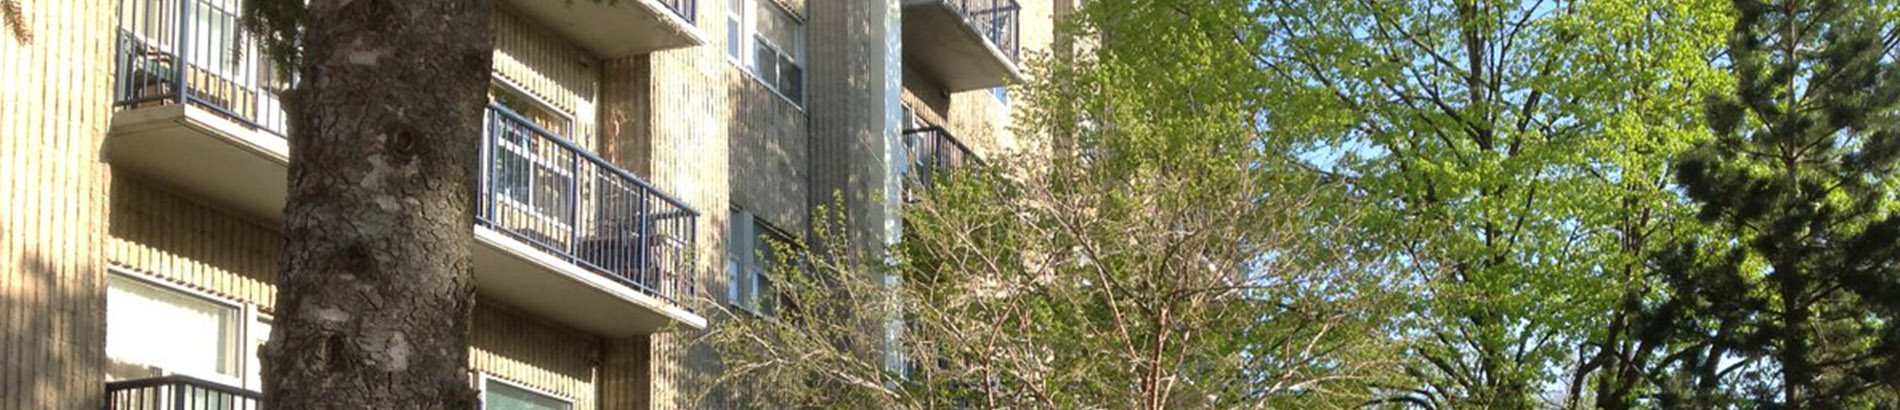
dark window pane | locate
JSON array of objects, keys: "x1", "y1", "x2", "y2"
[{"x1": 779, "y1": 60, "x2": 802, "y2": 104}]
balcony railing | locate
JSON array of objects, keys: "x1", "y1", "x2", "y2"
[
  {"x1": 658, "y1": 0, "x2": 696, "y2": 24},
  {"x1": 113, "y1": 0, "x2": 290, "y2": 136},
  {"x1": 949, "y1": 0, "x2": 1021, "y2": 62},
  {"x1": 480, "y1": 103, "x2": 700, "y2": 307},
  {"x1": 902, "y1": 126, "x2": 980, "y2": 200},
  {"x1": 105, "y1": 376, "x2": 260, "y2": 410}
]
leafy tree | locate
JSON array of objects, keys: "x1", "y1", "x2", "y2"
[
  {"x1": 1257, "y1": 0, "x2": 1731, "y2": 407},
  {"x1": 695, "y1": 1, "x2": 1406, "y2": 408},
  {"x1": 1643, "y1": 0, "x2": 1900, "y2": 407},
  {"x1": 243, "y1": 0, "x2": 493, "y2": 408}
]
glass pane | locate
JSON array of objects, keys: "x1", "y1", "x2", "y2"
[
  {"x1": 106, "y1": 275, "x2": 240, "y2": 380},
  {"x1": 485, "y1": 380, "x2": 570, "y2": 410},
  {"x1": 726, "y1": 210, "x2": 751, "y2": 304},
  {"x1": 753, "y1": 39, "x2": 778, "y2": 85},
  {"x1": 779, "y1": 59, "x2": 802, "y2": 104},
  {"x1": 755, "y1": 0, "x2": 798, "y2": 53},
  {"x1": 725, "y1": 18, "x2": 742, "y2": 60}
]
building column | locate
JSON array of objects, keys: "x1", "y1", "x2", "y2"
[
  {"x1": 809, "y1": 0, "x2": 905, "y2": 251},
  {"x1": 0, "y1": 0, "x2": 115, "y2": 408}
]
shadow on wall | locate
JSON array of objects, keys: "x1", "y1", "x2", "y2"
[
  {"x1": 727, "y1": 62, "x2": 812, "y2": 235},
  {"x1": 469, "y1": 304, "x2": 599, "y2": 386},
  {"x1": 107, "y1": 174, "x2": 282, "y2": 290},
  {"x1": 2, "y1": 242, "x2": 105, "y2": 408}
]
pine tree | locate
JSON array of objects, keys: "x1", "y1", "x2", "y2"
[{"x1": 1655, "y1": 0, "x2": 1900, "y2": 407}]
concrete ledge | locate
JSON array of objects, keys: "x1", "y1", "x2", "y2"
[
  {"x1": 474, "y1": 227, "x2": 708, "y2": 336},
  {"x1": 502, "y1": 0, "x2": 708, "y2": 58},
  {"x1": 902, "y1": 0, "x2": 1025, "y2": 91}
]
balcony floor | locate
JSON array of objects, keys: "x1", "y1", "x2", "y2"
[{"x1": 902, "y1": 0, "x2": 1025, "y2": 91}]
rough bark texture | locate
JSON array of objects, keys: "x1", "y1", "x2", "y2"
[{"x1": 262, "y1": 0, "x2": 493, "y2": 408}]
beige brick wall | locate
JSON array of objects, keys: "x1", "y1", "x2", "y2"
[
  {"x1": 107, "y1": 176, "x2": 281, "y2": 308},
  {"x1": 0, "y1": 0, "x2": 115, "y2": 408},
  {"x1": 472, "y1": 303, "x2": 603, "y2": 410},
  {"x1": 495, "y1": 6, "x2": 602, "y2": 149}
]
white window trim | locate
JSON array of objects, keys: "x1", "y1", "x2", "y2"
[
  {"x1": 726, "y1": 0, "x2": 807, "y2": 108},
  {"x1": 106, "y1": 267, "x2": 250, "y2": 389},
  {"x1": 487, "y1": 77, "x2": 580, "y2": 229},
  {"x1": 478, "y1": 373, "x2": 575, "y2": 410},
  {"x1": 244, "y1": 311, "x2": 272, "y2": 391},
  {"x1": 489, "y1": 76, "x2": 575, "y2": 136}
]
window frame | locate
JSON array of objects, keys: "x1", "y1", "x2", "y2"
[
  {"x1": 478, "y1": 373, "x2": 575, "y2": 410},
  {"x1": 726, "y1": 208, "x2": 795, "y2": 317},
  {"x1": 486, "y1": 78, "x2": 579, "y2": 226},
  {"x1": 726, "y1": 0, "x2": 806, "y2": 107},
  {"x1": 105, "y1": 268, "x2": 249, "y2": 387}
]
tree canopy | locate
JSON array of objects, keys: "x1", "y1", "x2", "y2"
[{"x1": 696, "y1": 0, "x2": 1900, "y2": 409}]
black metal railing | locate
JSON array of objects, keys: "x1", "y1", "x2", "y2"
[
  {"x1": 113, "y1": 0, "x2": 290, "y2": 137},
  {"x1": 902, "y1": 126, "x2": 980, "y2": 201},
  {"x1": 659, "y1": 0, "x2": 696, "y2": 24},
  {"x1": 949, "y1": 0, "x2": 1021, "y2": 62},
  {"x1": 480, "y1": 103, "x2": 700, "y2": 307},
  {"x1": 105, "y1": 375, "x2": 261, "y2": 410}
]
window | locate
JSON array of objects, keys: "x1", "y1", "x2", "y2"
[
  {"x1": 727, "y1": 208, "x2": 792, "y2": 316},
  {"x1": 727, "y1": 0, "x2": 805, "y2": 105},
  {"x1": 106, "y1": 273, "x2": 243, "y2": 383},
  {"x1": 482, "y1": 377, "x2": 571, "y2": 410},
  {"x1": 487, "y1": 81, "x2": 576, "y2": 220}
]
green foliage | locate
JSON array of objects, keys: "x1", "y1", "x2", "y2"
[
  {"x1": 1643, "y1": 0, "x2": 1900, "y2": 406},
  {"x1": 698, "y1": 1, "x2": 1406, "y2": 408},
  {"x1": 240, "y1": 0, "x2": 304, "y2": 79},
  {"x1": 699, "y1": 0, "x2": 1900, "y2": 408},
  {"x1": 1258, "y1": 0, "x2": 1732, "y2": 407}
]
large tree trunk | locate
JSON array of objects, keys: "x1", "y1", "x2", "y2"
[{"x1": 262, "y1": 0, "x2": 493, "y2": 408}]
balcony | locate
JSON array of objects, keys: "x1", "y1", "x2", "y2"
[
  {"x1": 500, "y1": 0, "x2": 704, "y2": 58},
  {"x1": 104, "y1": 0, "x2": 705, "y2": 336},
  {"x1": 902, "y1": 0, "x2": 1024, "y2": 91},
  {"x1": 105, "y1": 375, "x2": 260, "y2": 410},
  {"x1": 902, "y1": 126, "x2": 980, "y2": 201},
  {"x1": 106, "y1": 0, "x2": 292, "y2": 220},
  {"x1": 475, "y1": 104, "x2": 705, "y2": 335}
]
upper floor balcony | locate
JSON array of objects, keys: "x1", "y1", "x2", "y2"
[
  {"x1": 104, "y1": 0, "x2": 705, "y2": 336},
  {"x1": 902, "y1": 126, "x2": 980, "y2": 201},
  {"x1": 902, "y1": 0, "x2": 1024, "y2": 92},
  {"x1": 501, "y1": 0, "x2": 704, "y2": 58}
]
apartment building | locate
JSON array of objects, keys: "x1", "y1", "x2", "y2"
[{"x1": 0, "y1": 0, "x2": 1071, "y2": 408}]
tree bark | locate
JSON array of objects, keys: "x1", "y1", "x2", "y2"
[{"x1": 262, "y1": 0, "x2": 493, "y2": 408}]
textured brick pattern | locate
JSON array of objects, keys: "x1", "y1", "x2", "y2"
[
  {"x1": 108, "y1": 177, "x2": 281, "y2": 308},
  {"x1": 472, "y1": 304, "x2": 603, "y2": 410},
  {"x1": 494, "y1": 7, "x2": 602, "y2": 149},
  {"x1": 0, "y1": 0, "x2": 113, "y2": 408}
]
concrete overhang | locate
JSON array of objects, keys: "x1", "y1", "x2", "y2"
[
  {"x1": 502, "y1": 0, "x2": 707, "y2": 58},
  {"x1": 106, "y1": 104, "x2": 291, "y2": 222},
  {"x1": 902, "y1": 0, "x2": 1025, "y2": 92},
  {"x1": 104, "y1": 104, "x2": 704, "y2": 336},
  {"x1": 474, "y1": 227, "x2": 706, "y2": 336}
]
